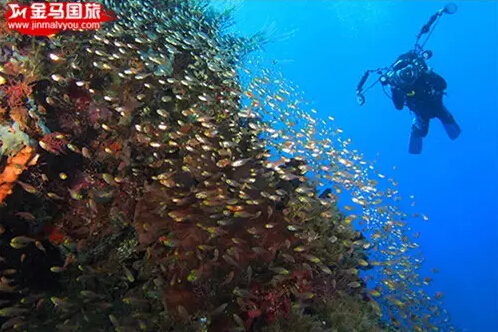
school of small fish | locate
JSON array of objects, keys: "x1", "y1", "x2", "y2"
[{"x1": 0, "y1": 0, "x2": 455, "y2": 331}]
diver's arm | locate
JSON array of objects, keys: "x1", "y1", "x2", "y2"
[
  {"x1": 391, "y1": 87, "x2": 405, "y2": 110},
  {"x1": 427, "y1": 71, "x2": 447, "y2": 91}
]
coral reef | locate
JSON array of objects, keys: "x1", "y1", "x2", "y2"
[
  {"x1": 0, "y1": 122, "x2": 32, "y2": 157},
  {"x1": 0, "y1": 146, "x2": 36, "y2": 203},
  {"x1": 0, "y1": 1, "x2": 455, "y2": 332}
]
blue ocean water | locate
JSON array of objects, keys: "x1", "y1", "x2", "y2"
[{"x1": 233, "y1": 1, "x2": 498, "y2": 331}]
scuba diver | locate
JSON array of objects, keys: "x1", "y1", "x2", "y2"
[
  {"x1": 390, "y1": 50, "x2": 461, "y2": 153},
  {"x1": 355, "y1": 2, "x2": 461, "y2": 154}
]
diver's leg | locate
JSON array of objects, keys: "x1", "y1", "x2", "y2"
[
  {"x1": 437, "y1": 105, "x2": 461, "y2": 140},
  {"x1": 409, "y1": 115, "x2": 429, "y2": 154}
]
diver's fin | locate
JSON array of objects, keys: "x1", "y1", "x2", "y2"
[
  {"x1": 409, "y1": 132, "x2": 423, "y2": 154},
  {"x1": 442, "y1": 122, "x2": 461, "y2": 140}
]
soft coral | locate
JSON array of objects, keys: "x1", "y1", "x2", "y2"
[{"x1": 0, "y1": 146, "x2": 36, "y2": 203}]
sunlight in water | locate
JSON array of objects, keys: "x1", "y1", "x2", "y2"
[{"x1": 325, "y1": 1, "x2": 398, "y2": 38}]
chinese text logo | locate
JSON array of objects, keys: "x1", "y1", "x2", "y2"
[{"x1": 5, "y1": 2, "x2": 117, "y2": 36}]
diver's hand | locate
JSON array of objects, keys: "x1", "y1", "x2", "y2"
[{"x1": 429, "y1": 88, "x2": 445, "y2": 101}]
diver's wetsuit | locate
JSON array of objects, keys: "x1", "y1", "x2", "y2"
[{"x1": 391, "y1": 70, "x2": 461, "y2": 154}]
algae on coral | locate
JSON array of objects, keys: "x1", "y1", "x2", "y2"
[{"x1": 0, "y1": 122, "x2": 32, "y2": 157}]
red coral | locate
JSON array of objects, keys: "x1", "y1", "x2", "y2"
[
  {"x1": 243, "y1": 284, "x2": 292, "y2": 329},
  {"x1": 43, "y1": 223, "x2": 66, "y2": 245},
  {"x1": 264, "y1": 290, "x2": 291, "y2": 323},
  {"x1": 3, "y1": 80, "x2": 31, "y2": 108},
  {"x1": 39, "y1": 132, "x2": 69, "y2": 155},
  {"x1": 0, "y1": 66, "x2": 34, "y2": 111},
  {"x1": 240, "y1": 270, "x2": 313, "y2": 329},
  {"x1": 0, "y1": 74, "x2": 33, "y2": 128}
]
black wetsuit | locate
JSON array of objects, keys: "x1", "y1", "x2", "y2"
[{"x1": 391, "y1": 70, "x2": 461, "y2": 154}]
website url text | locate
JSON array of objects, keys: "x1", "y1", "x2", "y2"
[{"x1": 7, "y1": 20, "x2": 101, "y2": 31}]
